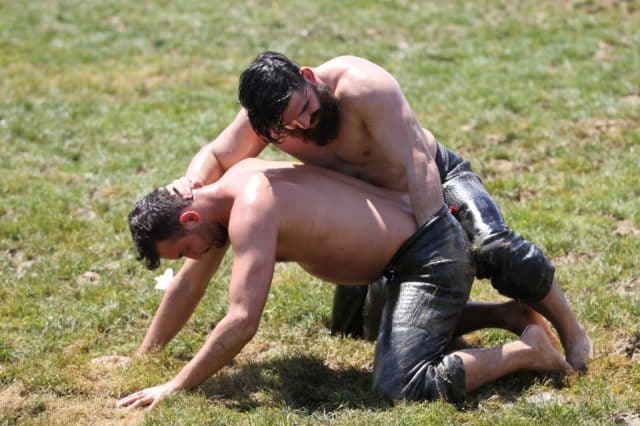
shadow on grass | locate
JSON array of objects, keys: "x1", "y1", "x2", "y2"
[
  {"x1": 197, "y1": 338, "x2": 567, "y2": 413},
  {"x1": 450, "y1": 337, "x2": 569, "y2": 409},
  {"x1": 463, "y1": 369, "x2": 569, "y2": 410},
  {"x1": 198, "y1": 354, "x2": 390, "y2": 413}
]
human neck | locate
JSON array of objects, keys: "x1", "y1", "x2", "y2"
[
  {"x1": 191, "y1": 184, "x2": 234, "y2": 226},
  {"x1": 310, "y1": 64, "x2": 340, "y2": 94}
]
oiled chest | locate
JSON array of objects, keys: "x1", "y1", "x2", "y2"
[{"x1": 279, "y1": 128, "x2": 407, "y2": 190}]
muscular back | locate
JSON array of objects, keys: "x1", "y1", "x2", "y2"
[{"x1": 222, "y1": 159, "x2": 417, "y2": 284}]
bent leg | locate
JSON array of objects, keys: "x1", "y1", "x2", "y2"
[
  {"x1": 330, "y1": 284, "x2": 368, "y2": 338},
  {"x1": 454, "y1": 325, "x2": 571, "y2": 393},
  {"x1": 438, "y1": 144, "x2": 591, "y2": 369},
  {"x1": 454, "y1": 301, "x2": 558, "y2": 347},
  {"x1": 531, "y1": 281, "x2": 592, "y2": 371},
  {"x1": 372, "y1": 278, "x2": 470, "y2": 402},
  {"x1": 365, "y1": 297, "x2": 558, "y2": 345},
  {"x1": 372, "y1": 208, "x2": 474, "y2": 402},
  {"x1": 374, "y1": 288, "x2": 569, "y2": 397},
  {"x1": 441, "y1": 163, "x2": 554, "y2": 302}
]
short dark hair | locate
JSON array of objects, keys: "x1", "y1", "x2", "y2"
[
  {"x1": 238, "y1": 51, "x2": 305, "y2": 144},
  {"x1": 128, "y1": 188, "x2": 191, "y2": 270}
]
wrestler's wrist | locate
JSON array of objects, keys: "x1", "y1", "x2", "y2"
[{"x1": 184, "y1": 175, "x2": 203, "y2": 189}]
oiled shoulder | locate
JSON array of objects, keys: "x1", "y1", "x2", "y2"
[
  {"x1": 227, "y1": 169, "x2": 277, "y2": 240},
  {"x1": 332, "y1": 57, "x2": 400, "y2": 102}
]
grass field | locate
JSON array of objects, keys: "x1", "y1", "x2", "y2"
[{"x1": 1, "y1": 0, "x2": 639, "y2": 424}]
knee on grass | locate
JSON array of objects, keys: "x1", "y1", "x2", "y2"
[{"x1": 372, "y1": 353, "x2": 466, "y2": 403}]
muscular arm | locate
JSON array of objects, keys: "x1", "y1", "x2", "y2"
[
  {"x1": 118, "y1": 187, "x2": 277, "y2": 410},
  {"x1": 170, "y1": 109, "x2": 266, "y2": 196},
  {"x1": 138, "y1": 245, "x2": 228, "y2": 354},
  {"x1": 359, "y1": 74, "x2": 444, "y2": 226}
]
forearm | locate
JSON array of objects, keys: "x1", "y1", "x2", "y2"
[
  {"x1": 171, "y1": 313, "x2": 257, "y2": 390},
  {"x1": 169, "y1": 225, "x2": 274, "y2": 391},
  {"x1": 138, "y1": 249, "x2": 227, "y2": 354},
  {"x1": 161, "y1": 198, "x2": 275, "y2": 390},
  {"x1": 138, "y1": 280, "x2": 207, "y2": 354},
  {"x1": 184, "y1": 110, "x2": 265, "y2": 186},
  {"x1": 408, "y1": 159, "x2": 444, "y2": 225},
  {"x1": 407, "y1": 127, "x2": 445, "y2": 226},
  {"x1": 184, "y1": 142, "x2": 225, "y2": 186}
]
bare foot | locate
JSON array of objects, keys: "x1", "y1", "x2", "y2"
[
  {"x1": 529, "y1": 280, "x2": 592, "y2": 373},
  {"x1": 502, "y1": 301, "x2": 559, "y2": 348},
  {"x1": 520, "y1": 325, "x2": 573, "y2": 372},
  {"x1": 562, "y1": 326, "x2": 593, "y2": 372}
]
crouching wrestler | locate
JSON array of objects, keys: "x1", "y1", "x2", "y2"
[{"x1": 117, "y1": 159, "x2": 570, "y2": 410}]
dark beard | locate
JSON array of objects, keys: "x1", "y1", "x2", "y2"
[{"x1": 294, "y1": 83, "x2": 340, "y2": 147}]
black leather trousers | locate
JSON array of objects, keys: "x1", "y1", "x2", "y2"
[
  {"x1": 371, "y1": 206, "x2": 473, "y2": 402},
  {"x1": 330, "y1": 143, "x2": 555, "y2": 340},
  {"x1": 436, "y1": 143, "x2": 555, "y2": 303}
]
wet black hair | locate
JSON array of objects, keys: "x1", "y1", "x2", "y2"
[{"x1": 238, "y1": 51, "x2": 305, "y2": 144}]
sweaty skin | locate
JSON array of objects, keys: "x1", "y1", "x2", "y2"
[
  {"x1": 178, "y1": 159, "x2": 417, "y2": 284},
  {"x1": 118, "y1": 159, "x2": 569, "y2": 410},
  {"x1": 168, "y1": 54, "x2": 591, "y2": 374},
  {"x1": 120, "y1": 160, "x2": 419, "y2": 410},
  {"x1": 174, "y1": 56, "x2": 444, "y2": 226},
  {"x1": 146, "y1": 53, "x2": 591, "y2": 406}
]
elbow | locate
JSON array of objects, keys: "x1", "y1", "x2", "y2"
[
  {"x1": 210, "y1": 149, "x2": 230, "y2": 179},
  {"x1": 238, "y1": 320, "x2": 260, "y2": 343},
  {"x1": 241, "y1": 319, "x2": 260, "y2": 340},
  {"x1": 228, "y1": 310, "x2": 261, "y2": 341}
]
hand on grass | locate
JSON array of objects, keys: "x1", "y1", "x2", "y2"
[
  {"x1": 116, "y1": 380, "x2": 178, "y2": 410},
  {"x1": 165, "y1": 176, "x2": 202, "y2": 199}
]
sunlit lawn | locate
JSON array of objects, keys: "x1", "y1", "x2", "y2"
[{"x1": 1, "y1": 0, "x2": 639, "y2": 424}]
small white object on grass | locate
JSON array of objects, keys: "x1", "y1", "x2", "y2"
[{"x1": 154, "y1": 268, "x2": 174, "y2": 290}]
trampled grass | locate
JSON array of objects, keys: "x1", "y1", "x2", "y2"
[{"x1": 1, "y1": 0, "x2": 639, "y2": 424}]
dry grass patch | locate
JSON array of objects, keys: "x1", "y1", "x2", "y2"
[
  {"x1": 38, "y1": 398, "x2": 144, "y2": 426},
  {"x1": 611, "y1": 277, "x2": 640, "y2": 299},
  {"x1": 0, "y1": 384, "x2": 29, "y2": 418},
  {"x1": 3, "y1": 248, "x2": 37, "y2": 278},
  {"x1": 553, "y1": 251, "x2": 603, "y2": 267},
  {"x1": 613, "y1": 411, "x2": 640, "y2": 425},
  {"x1": 614, "y1": 333, "x2": 640, "y2": 363},
  {"x1": 621, "y1": 94, "x2": 640, "y2": 107},
  {"x1": 615, "y1": 220, "x2": 640, "y2": 237},
  {"x1": 575, "y1": 118, "x2": 637, "y2": 139},
  {"x1": 563, "y1": 0, "x2": 640, "y2": 13},
  {"x1": 0, "y1": 383, "x2": 143, "y2": 425}
]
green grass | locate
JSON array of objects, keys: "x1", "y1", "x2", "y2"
[{"x1": 1, "y1": 0, "x2": 639, "y2": 424}]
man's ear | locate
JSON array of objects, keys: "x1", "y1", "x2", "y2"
[
  {"x1": 179, "y1": 210, "x2": 201, "y2": 230},
  {"x1": 300, "y1": 67, "x2": 316, "y2": 83}
]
